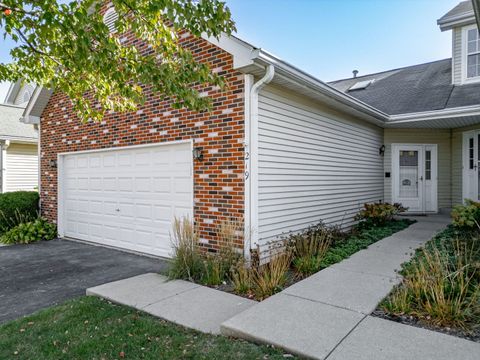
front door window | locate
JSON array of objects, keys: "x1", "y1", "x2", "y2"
[{"x1": 399, "y1": 150, "x2": 419, "y2": 198}]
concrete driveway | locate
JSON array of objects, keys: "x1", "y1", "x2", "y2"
[{"x1": 0, "y1": 239, "x2": 169, "y2": 324}]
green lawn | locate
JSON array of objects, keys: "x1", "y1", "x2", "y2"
[{"x1": 0, "y1": 296, "x2": 293, "y2": 360}]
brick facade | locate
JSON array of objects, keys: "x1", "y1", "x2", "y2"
[{"x1": 40, "y1": 21, "x2": 246, "y2": 252}]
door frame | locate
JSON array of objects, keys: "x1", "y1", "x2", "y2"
[
  {"x1": 391, "y1": 143, "x2": 438, "y2": 213},
  {"x1": 57, "y1": 139, "x2": 194, "y2": 242},
  {"x1": 462, "y1": 130, "x2": 480, "y2": 202}
]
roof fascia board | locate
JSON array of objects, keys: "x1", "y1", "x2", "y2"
[
  {"x1": 438, "y1": 12, "x2": 476, "y2": 31},
  {"x1": 201, "y1": 34, "x2": 256, "y2": 69},
  {"x1": 0, "y1": 135, "x2": 37, "y2": 143},
  {"x1": 21, "y1": 85, "x2": 42, "y2": 124},
  {"x1": 388, "y1": 105, "x2": 480, "y2": 124}
]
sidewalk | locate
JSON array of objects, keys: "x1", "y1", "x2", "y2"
[
  {"x1": 87, "y1": 273, "x2": 255, "y2": 334},
  {"x1": 86, "y1": 215, "x2": 480, "y2": 359},
  {"x1": 221, "y1": 215, "x2": 479, "y2": 359}
]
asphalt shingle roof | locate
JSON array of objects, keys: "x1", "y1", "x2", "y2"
[
  {"x1": 438, "y1": 1, "x2": 473, "y2": 23},
  {"x1": 0, "y1": 104, "x2": 38, "y2": 140},
  {"x1": 328, "y1": 58, "x2": 480, "y2": 115}
]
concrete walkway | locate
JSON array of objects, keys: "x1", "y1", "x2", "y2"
[
  {"x1": 222, "y1": 215, "x2": 480, "y2": 359},
  {"x1": 87, "y1": 273, "x2": 256, "y2": 334}
]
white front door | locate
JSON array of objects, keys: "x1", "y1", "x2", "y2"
[
  {"x1": 463, "y1": 130, "x2": 480, "y2": 202},
  {"x1": 392, "y1": 144, "x2": 437, "y2": 213},
  {"x1": 58, "y1": 141, "x2": 193, "y2": 258}
]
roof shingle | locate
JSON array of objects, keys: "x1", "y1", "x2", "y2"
[{"x1": 328, "y1": 59, "x2": 480, "y2": 115}]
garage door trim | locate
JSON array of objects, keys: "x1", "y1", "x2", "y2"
[{"x1": 57, "y1": 139, "x2": 194, "y2": 256}]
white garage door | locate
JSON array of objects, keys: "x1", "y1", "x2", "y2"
[{"x1": 58, "y1": 142, "x2": 193, "y2": 258}]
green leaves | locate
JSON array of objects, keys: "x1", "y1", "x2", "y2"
[
  {"x1": 0, "y1": 0, "x2": 235, "y2": 121},
  {"x1": 0, "y1": 217, "x2": 57, "y2": 244}
]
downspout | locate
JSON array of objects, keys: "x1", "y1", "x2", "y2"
[
  {"x1": 1, "y1": 140, "x2": 10, "y2": 193},
  {"x1": 245, "y1": 64, "x2": 275, "y2": 259}
]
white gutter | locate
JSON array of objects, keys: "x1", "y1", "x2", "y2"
[
  {"x1": 250, "y1": 49, "x2": 389, "y2": 125},
  {"x1": 245, "y1": 64, "x2": 274, "y2": 257},
  {"x1": 438, "y1": 11, "x2": 475, "y2": 31},
  {"x1": 388, "y1": 104, "x2": 480, "y2": 124}
]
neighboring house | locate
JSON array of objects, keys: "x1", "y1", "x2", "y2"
[
  {"x1": 0, "y1": 81, "x2": 39, "y2": 193},
  {"x1": 21, "y1": 1, "x2": 480, "y2": 258}
]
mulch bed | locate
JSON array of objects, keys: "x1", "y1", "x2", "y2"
[{"x1": 372, "y1": 308, "x2": 480, "y2": 343}]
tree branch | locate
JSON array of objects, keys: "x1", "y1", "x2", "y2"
[{"x1": 0, "y1": 2, "x2": 39, "y2": 16}]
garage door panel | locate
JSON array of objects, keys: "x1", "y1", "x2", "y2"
[{"x1": 60, "y1": 142, "x2": 193, "y2": 258}]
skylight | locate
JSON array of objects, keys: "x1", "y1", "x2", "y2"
[{"x1": 348, "y1": 79, "x2": 374, "y2": 91}]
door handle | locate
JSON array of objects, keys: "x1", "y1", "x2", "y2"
[{"x1": 419, "y1": 176, "x2": 423, "y2": 181}]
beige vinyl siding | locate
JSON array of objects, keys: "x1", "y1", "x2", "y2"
[
  {"x1": 4, "y1": 143, "x2": 38, "y2": 192},
  {"x1": 257, "y1": 85, "x2": 384, "y2": 246},
  {"x1": 452, "y1": 27, "x2": 462, "y2": 85},
  {"x1": 384, "y1": 129, "x2": 452, "y2": 210},
  {"x1": 451, "y1": 125, "x2": 480, "y2": 205}
]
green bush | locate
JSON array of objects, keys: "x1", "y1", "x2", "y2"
[
  {"x1": 0, "y1": 218, "x2": 57, "y2": 244},
  {"x1": 0, "y1": 191, "x2": 39, "y2": 233},
  {"x1": 451, "y1": 199, "x2": 480, "y2": 228},
  {"x1": 355, "y1": 202, "x2": 407, "y2": 227}
]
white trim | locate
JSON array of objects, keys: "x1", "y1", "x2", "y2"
[
  {"x1": 462, "y1": 129, "x2": 480, "y2": 202},
  {"x1": 461, "y1": 24, "x2": 480, "y2": 84},
  {"x1": 438, "y1": 13, "x2": 476, "y2": 31},
  {"x1": 57, "y1": 139, "x2": 192, "y2": 157},
  {"x1": 57, "y1": 139, "x2": 194, "y2": 240},
  {"x1": 388, "y1": 104, "x2": 480, "y2": 123},
  {"x1": 21, "y1": 86, "x2": 42, "y2": 124}
]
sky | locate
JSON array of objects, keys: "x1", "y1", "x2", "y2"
[{"x1": 0, "y1": 0, "x2": 462, "y2": 100}]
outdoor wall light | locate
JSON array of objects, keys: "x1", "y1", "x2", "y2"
[
  {"x1": 379, "y1": 145, "x2": 386, "y2": 156},
  {"x1": 192, "y1": 147, "x2": 203, "y2": 161},
  {"x1": 49, "y1": 159, "x2": 57, "y2": 168}
]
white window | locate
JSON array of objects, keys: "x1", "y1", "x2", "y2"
[{"x1": 463, "y1": 25, "x2": 480, "y2": 83}]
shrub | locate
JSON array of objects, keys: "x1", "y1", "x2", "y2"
[
  {"x1": 169, "y1": 217, "x2": 203, "y2": 281},
  {"x1": 250, "y1": 252, "x2": 292, "y2": 300},
  {"x1": 231, "y1": 259, "x2": 253, "y2": 295},
  {"x1": 0, "y1": 218, "x2": 57, "y2": 244},
  {"x1": 288, "y1": 227, "x2": 332, "y2": 277},
  {"x1": 451, "y1": 200, "x2": 480, "y2": 229},
  {"x1": 355, "y1": 202, "x2": 407, "y2": 226},
  {"x1": 169, "y1": 217, "x2": 243, "y2": 285},
  {"x1": 0, "y1": 191, "x2": 39, "y2": 233}
]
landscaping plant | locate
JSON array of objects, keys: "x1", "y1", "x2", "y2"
[
  {"x1": 451, "y1": 199, "x2": 480, "y2": 229},
  {"x1": 0, "y1": 217, "x2": 57, "y2": 244},
  {"x1": 169, "y1": 216, "x2": 203, "y2": 281},
  {"x1": 381, "y1": 226, "x2": 480, "y2": 333},
  {"x1": 355, "y1": 202, "x2": 407, "y2": 226},
  {"x1": 170, "y1": 217, "x2": 242, "y2": 285},
  {"x1": 0, "y1": 191, "x2": 39, "y2": 233},
  {"x1": 171, "y1": 215, "x2": 414, "y2": 301},
  {"x1": 288, "y1": 226, "x2": 332, "y2": 277},
  {"x1": 250, "y1": 252, "x2": 292, "y2": 300}
]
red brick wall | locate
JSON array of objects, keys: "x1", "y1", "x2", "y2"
[{"x1": 40, "y1": 24, "x2": 246, "y2": 252}]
